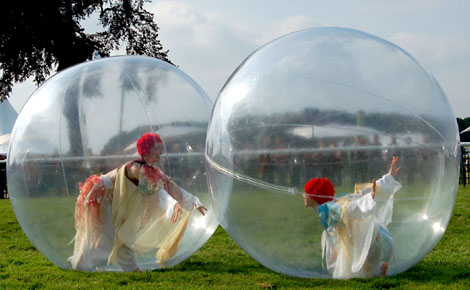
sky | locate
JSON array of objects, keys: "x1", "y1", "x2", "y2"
[{"x1": 8, "y1": 0, "x2": 470, "y2": 118}]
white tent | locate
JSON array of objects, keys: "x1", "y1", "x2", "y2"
[
  {"x1": 0, "y1": 99, "x2": 18, "y2": 154},
  {"x1": 289, "y1": 124, "x2": 382, "y2": 139}
]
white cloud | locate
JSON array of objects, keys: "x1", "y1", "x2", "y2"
[
  {"x1": 256, "y1": 15, "x2": 324, "y2": 45},
  {"x1": 153, "y1": 1, "x2": 254, "y2": 56},
  {"x1": 389, "y1": 31, "x2": 470, "y2": 117},
  {"x1": 8, "y1": 1, "x2": 469, "y2": 119},
  {"x1": 150, "y1": 1, "x2": 324, "y2": 100},
  {"x1": 150, "y1": 1, "x2": 258, "y2": 99},
  {"x1": 433, "y1": 66, "x2": 470, "y2": 118},
  {"x1": 8, "y1": 77, "x2": 38, "y2": 113},
  {"x1": 359, "y1": 0, "x2": 442, "y2": 13},
  {"x1": 150, "y1": 1, "x2": 469, "y2": 117},
  {"x1": 390, "y1": 32, "x2": 469, "y2": 63}
]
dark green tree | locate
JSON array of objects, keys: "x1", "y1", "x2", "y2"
[
  {"x1": 0, "y1": 0, "x2": 172, "y2": 101},
  {"x1": 457, "y1": 117, "x2": 470, "y2": 142},
  {"x1": 0, "y1": 0, "x2": 174, "y2": 156}
]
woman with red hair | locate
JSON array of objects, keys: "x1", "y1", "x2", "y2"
[
  {"x1": 68, "y1": 132, "x2": 207, "y2": 272},
  {"x1": 303, "y1": 157, "x2": 402, "y2": 279}
]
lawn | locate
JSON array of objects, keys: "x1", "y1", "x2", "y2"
[{"x1": 0, "y1": 186, "x2": 469, "y2": 289}]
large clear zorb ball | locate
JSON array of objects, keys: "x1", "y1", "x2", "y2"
[
  {"x1": 7, "y1": 56, "x2": 218, "y2": 271},
  {"x1": 206, "y1": 27, "x2": 460, "y2": 278}
]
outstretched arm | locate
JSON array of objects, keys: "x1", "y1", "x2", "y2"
[
  {"x1": 372, "y1": 156, "x2": 402, "y2": 199},
  {"x1": 169, "y1": 181, "x2": 207, "y2": 216},
  {"x1": 371, "y1": 156, "x2": 402, "y2": 226},
  {"x1": 84, "y1": 169, "x2": 117, "y2": 204},
  {"x1": 128, "y1": 163, "x2": 184, "y2": 223}
]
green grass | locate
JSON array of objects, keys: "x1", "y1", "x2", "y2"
[{"x1": 0, "y1": 186, "x2": 469, "y2": 289}]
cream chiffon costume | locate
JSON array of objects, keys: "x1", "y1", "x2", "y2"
[
  {"x1": 318, "y1": 174, "x2": 401, "y2": 278},
  {"x1": 68, "y1": 161, "x2": 203, "y2": 271}
]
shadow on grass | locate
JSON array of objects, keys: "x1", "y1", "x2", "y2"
[
  {"x1": 161, "y1": 260, "x2": 270, "y2": 274},
  {"x1": 155, "y1": 256, "x2": 470, "y2": 289},
  {"x1": 395, "y1": 261, "x2": 470, "y2": 284}
]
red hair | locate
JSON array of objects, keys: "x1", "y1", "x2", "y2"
[
  {"x1": 136, "y1": 133, "x2": 162, "y2": 158},
  {"x1": 304, "y1": 177, "x2": 335, "y2": 205}
]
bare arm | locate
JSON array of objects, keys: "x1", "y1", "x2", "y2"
[{"x1": 131, "y1": 164, "x2": 206, "y2": 222}]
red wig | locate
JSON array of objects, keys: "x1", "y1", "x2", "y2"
[
  {"x1": 136, "y1": 133, "x2": 163, "y2": 158},
  {"x1": 304, "y1": 177, "x2": 335, "y2": 205}
]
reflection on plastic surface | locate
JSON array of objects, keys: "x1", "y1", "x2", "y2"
[
  {"x1": 206, "y1": 28, "x2": 459, "y2": 278},
  {"x1": 7, "y1": 56, "x2": 218, "y2": 271}
]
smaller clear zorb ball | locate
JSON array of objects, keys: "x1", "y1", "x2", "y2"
[
  {"x1": 206, "y1": 27, "x2": 460, "y2": 278},
  {"x1": 7, "y1": 56, "x2": 218, "y2": 271}
]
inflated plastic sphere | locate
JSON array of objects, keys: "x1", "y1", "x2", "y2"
[
  {"x1": 206, "y1": 27, "x2": 460, "y2": 278},
  {"x1": 7, "y1": 56, "x2": 218, "y2": 271}
]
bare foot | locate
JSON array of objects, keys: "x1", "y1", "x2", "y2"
[{"x1": 380, "y1": 261, "x2": 388, "y2": 277}]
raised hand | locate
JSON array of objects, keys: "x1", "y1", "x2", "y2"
[
  {"x1": 388, "y1": 156, "x2": 402, "y2": 177},
  {"x1": 371, "y1": 178, "x2": 377, "y2": 199}
]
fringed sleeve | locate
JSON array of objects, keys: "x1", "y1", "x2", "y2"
[{"x1": 70, "y1": 174, "x2": 113, "y2": 270}]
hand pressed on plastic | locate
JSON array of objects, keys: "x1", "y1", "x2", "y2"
[
  {"x1": 172, "y1": 203, "x2": 183, "y2": 223},
  {"x1": 196, "y1": 206, "x2": 208, "y2": 216}
]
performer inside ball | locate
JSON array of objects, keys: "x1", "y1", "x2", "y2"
[
  {"x1": 68, "y1": 133, "x2": 207, "y2": 272},
  {"x1": 303, "y1": 156, "x2": 402, "y2": 279}
]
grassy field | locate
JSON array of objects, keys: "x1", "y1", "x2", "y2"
[{"x1": 0, "y1": 186, "x2": 469, "y2": 289}]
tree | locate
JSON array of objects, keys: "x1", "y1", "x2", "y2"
[
  {"x1": 0, "y1": 0, "x2": 174, "y2": 156},
  {"x1": 457, "y1": 117, "x2": 470, "y2": 142},
  {"x1": 0, "y1": 0, "x2": 172, "y2": 102}
]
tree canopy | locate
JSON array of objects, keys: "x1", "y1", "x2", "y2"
[
  {"x1": 457, "y1": 117, "x2": 470, "y2": 142},
  {"x1": 0, "y1": 0, "x2": 172, "y2": 102}
]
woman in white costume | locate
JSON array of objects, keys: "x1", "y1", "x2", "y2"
[
  {"x1": 68, "y1": 133, "x2": 207, "y2": 271},
  {"x1": 303, "y1": 157, "x2": 402, "y2": 278}
]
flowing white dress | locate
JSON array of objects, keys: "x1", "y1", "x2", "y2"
[
  {"x1": 68, "y1": 161, "x2": 203, "y2": 271},
  {"x1": 318, "y1": 174, "x2": 401, "y2": 278}
]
